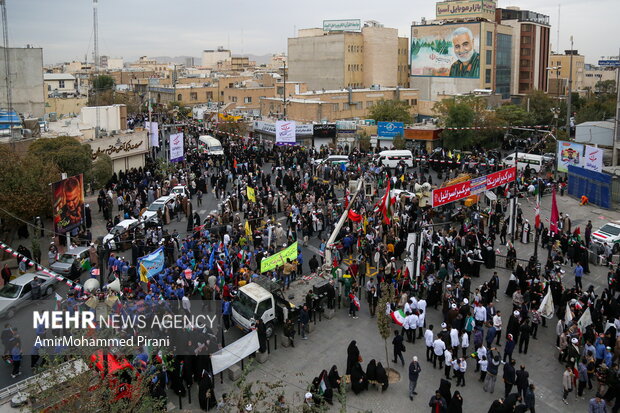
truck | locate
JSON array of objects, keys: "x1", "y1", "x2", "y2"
[{"x1": 232, "y1": 275, "x2": 330, "y2": 338}]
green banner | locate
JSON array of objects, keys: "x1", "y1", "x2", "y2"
[{"x1": 260, "y1": 242, "x2": 298, "y2": 273}]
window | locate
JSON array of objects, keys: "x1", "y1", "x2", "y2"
[
  {"x1": 366, "y1": 101, "x2": 374, "y2": 108},
  {"x1": 20, "y1": 283, "x2": 31, "y2": 298},
  {"x1": 522, "y1": 36, "x2": 531, "y2": 45},
  {"x1": 410, "y1": 99, "x2": 417, "y2": 106},
  {"x1": 255, "y1": 300, "x2": 271, "y2": 318},
  {"x1": 244, "y1": 96, "x2": 252, "y2": 103},
  {"x1": 486, "y1": 31, "x2": 493, "y2": 46},
  {"x1": 220, "y1": 91, "x2": 224, "y2": 96},
  {"x1": 333, "y1": 103, "x2": 339, "y2": 111},
  {"x1": 486, "y1": 50, "x2": 492, "y2": 64},
  {"x1": 206, "y1": 91, "x2": 213, "y2": 100},
  {"x1": 522, "y1": 24, "x2": 532, "y2": 32},
  {"x1": 177, "y1": 94, "x2": 182, "y2": 101},
  {"x1": 521, "y1": 48, "x2": 531, "y2": 56},
  {"x1": 190, "y1": 92, "x2": 198, "y2": 101},
  {"x1": 485, "y1": 69, "x2": 492, "y2": 83},
  {"x1": 47, "y1": 85, "x2": 51, "y2": 91},
  {"x1": 59, "y1": 80, "x2": 65, "y2": 88},
  {"x1": 231, "y1": 96, "x2": 237, "y2": 102},
  {"x1": 344, "y1": 103, "x2": 351, "y2": 110}
]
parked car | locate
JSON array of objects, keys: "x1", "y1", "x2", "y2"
[
  {"x1": 313, "y1": 155, "x2": 349, "y2": 166},
  {"x1": 102, "y1": 218, "x2": 141, "y2": 251},
  {"x1": 141, "y1": 195, "x2": 176, "y2": 223},
  {"x1": 592, "y1": 221, "x2": 620, "y2": 254},
  {"x1": 0, "y1": 272, "x2": 57, "y2": 318},
  {"x1": 50, "y1": 246, "x2": 89, "y2": 279}
]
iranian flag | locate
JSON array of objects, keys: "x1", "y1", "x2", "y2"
[
  {"x1": 377, "y1": 179, "x2": 395, "y2": 225},
  {"x1": 391, "y1": 308, "x2": 406, "y2": 326},
  {"x1": 534, "y1": 197, "x2": 541, "y2": 229},
  {"x1": 550, "y1": 186, "x2": 560, "y2": 234}
]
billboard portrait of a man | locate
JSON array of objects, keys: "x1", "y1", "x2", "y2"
[
  {"x1": 449, "y1": 27, "x2": 480, "y2": 78},
  {"x1": 53, "y1": 174, "x2": 85, "y2": 234}
]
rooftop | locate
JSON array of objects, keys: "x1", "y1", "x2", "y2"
[{"x1": 43, "y1": 73, "x2": 76, "y2": 81}]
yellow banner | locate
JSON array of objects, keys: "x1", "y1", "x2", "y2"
[
  {"x1": 245, "y1": 220, "x2": 252, "y2": 236},
  {"x1": 247, "y1": 186, "x2": 256, "y2": 202},
  {"x1": 260, "y1": 242, "x2": 298, "y2": 273}
]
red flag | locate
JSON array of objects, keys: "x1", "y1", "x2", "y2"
[
  {"x1": 347, "y1": 209, "x2": 363, "y2": 222},
  {"x1": 233, "y1": 158, "x2": 238, "y2": 169},
  {"x1": 534, "y1": 197, "x2": 540, "y2": 229},
  {"x1": 550, "y1": 186, "x2": 560, "y2": 234},
  {"x1": 376, "y1": 180, "x2": 394, "y2": 225}
]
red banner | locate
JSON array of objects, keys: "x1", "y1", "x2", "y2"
[
  {"x1": 486, "y1": 167, "x2": 516, "y2": 190},
  {"x1": 432, "y1": 181, "x2": 471, "y2": 207}
]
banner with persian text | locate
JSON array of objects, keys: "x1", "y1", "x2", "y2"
[{"x1": 431, "y1": 167, "x2": 516, "y2": 207}]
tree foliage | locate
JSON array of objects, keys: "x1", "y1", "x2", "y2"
[
  {"x1": 92, "y1": 154, "x2": 114, "y2": 189},
  {"x1": 521, "y1": 90, "x2": 556, "y2": 126},
  {"x1": 368, "y1": 100, "x2": 413, "y2": 123},
  {"x1": 392, "y1": 135, "x2": 406, "y2": 150},
  {"x1": 92, "y1": 75, "x2": 115, "y2": 92},
  {"x1": 495, "y1": 104, "x2": 534, "y2": 126},
  {"x1": 29, "y1": 136, "x2": 93, "y2": 179},
  {"x1": 0, "y1": 146, "x2": 60, "y2": 221}
]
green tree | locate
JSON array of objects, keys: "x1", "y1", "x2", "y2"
[
  {"x1": 595, "y1": 79, "x2": 616, "y2": 94},
  {"x1": 92, "y1": 75, "x2": 115, "y2": 92},
  {"x1": 0, "y1": 147, "x2": 60, "y2": 221},
  {"x1": 522, "y1": 90, "x2": 556, "y2": 126},
  {"x1": 28, "y1": 136, "x2": 93, "y2": 179},
  {"x1": 167, "y1": 101, "x2": 192, "y2": 119},
  {"x1": 495, "y1": 104, "x2": 534, "y2": 126},
  {"x1": 358, "y1": 131, "x2": 371, "y2": 152},
  {"x1": 91, "y1": 154, "x2": 114, "y2": 189},
  {"x1": 392, "y1": 134, "x2": 406, "y2": 150},
  {"x1": 368, "y1": 99, "x2": 413, "y2": 123},
  {"x1": 440, "y1": 102, "x2": 475, "y2": 149},
  {"x1": 377, "y1": 283, "x2": 395, "y2": 371}
]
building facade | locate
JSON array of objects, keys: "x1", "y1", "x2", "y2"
[
  {"x1": 201, "y1": 48, "x2": 232, "y2": 69},
  {"x1": 0, "y1": 46, "x2": 45, "y2": 117},
  {"x1": 44, "y1": 73, "x2": 77, "y2": 98},
  {"x1": 497, "y1": 7, "x2": 550, "y2": 95},
  {"x1": 288, "y1": 23, "x2": 409, "y2": 91},
  {"x1": 548, "y1": 50, "x2": 586, "y2": 93}
]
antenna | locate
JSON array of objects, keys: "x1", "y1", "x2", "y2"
[
  {"x1": 93, "y1": 0, "x2": 100, "y2": 139},
  {"x1": 556, "y1": 4, "x2": 560, "y2": 53},
  {"x1": 0, "y1": 0, "x2": 12, "y2": 116}
]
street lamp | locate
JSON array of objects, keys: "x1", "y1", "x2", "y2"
[{"x1": 546, "y1": 66, "x2": 562, "y2": 134}]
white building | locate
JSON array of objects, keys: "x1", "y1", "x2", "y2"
[
  {"x1": 201, "y1": 47, "x2": 231, "y2": 69},
  {"x1": 80, "y1": 104, "x2": 127, "y2": 132},
  {"x1": 44, "y1": 73, "x2": 77, "y2": 97},
  {"x1": 575, "y1": 120, "x2": 615, "y2": 147}
]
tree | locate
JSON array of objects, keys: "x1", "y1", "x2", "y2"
[
  {"x1": 92, "y1": 154, "x2": 114, "y2": 189},
  {"x1": 595, "y1": 79, "x2": 616, "y2": 95},
  {"x1": 495, "y1": 104, "x2": 535, "y2": 126},
  {"x1": 522, "y1": 90, "x2": 556, "y2": 126},
  {"x1": 217, "y1": 120, "x2": 248, "y2": 138},
  {"x1": 92, "y1": 75, "x2": 115, "y2": 92},
  {"x1": 392, "y1": 135, "x2": 406, "y2": 150},
  {"x1": 0, "y1": 147, "x2": 60, "y2": 222},
  {"x1": 368, "y1": 100, "x2": 413, "y2": 123},
  {"x1": 377, "y1": 283, "x2": 395, "y2": 371},
  {"x1": 440, "y1": 102, "x2": 475, "y2": 150},
  {"x1": 167, "y1": 101, "x2": 192, "y2": 119},
  {"x1": 29, "y1": 136, "x2": 93, "y2": 179}
]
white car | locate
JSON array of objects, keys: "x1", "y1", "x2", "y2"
[
  {"x1": 171, "y1": 185, "x2": 190, "y2": 198},
  {"x1": 103, "y1": 218, "x2": 141, "y2": 250},
  {"x1": 141, "y1": 195, "x2": 176, "y2": 223},
  {"x1": 392, "y1": 189, "x2": 415, "y2": 199},
  {"x1": 313, "y1": 155, "x2": 349, "y2": 166},
  {"x1": 592, "y1": 222, "x2": 620, "y2": 253}
]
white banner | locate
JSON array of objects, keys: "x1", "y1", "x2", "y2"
[
  {"x1": 169, "y1": 132, "x2": 184, "y2": 162},
  {"x1": 275, "y1": 121, "x2": 296, "y2": 145},
  {"x1": 145, "y1": 121, "x2": 159, "y2": 148},
  {"x1": 583, "y1": 145, "x2": 603, "y2": 173},
  {"x1": 211, "y1": 330, "x2": 260, "y2": 375}
]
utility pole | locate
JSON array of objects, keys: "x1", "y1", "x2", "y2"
[
  {"x1": 613, "y1": 48, "x2": 620, "y2": 166},
  {"x1": 566, "y1": 36, "x2": 574, "y2": 137},
  {"x1": 93, "y1": 0, "x2": 100, "y2": 139},
  {"x1": 0, "y1": 0, "x2": 12, "y2": 123},
  {"x1": 282, "y1": 60, "x2": 287, "y2": 119}
]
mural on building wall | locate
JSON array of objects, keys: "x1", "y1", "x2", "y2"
[{"x1": 411, "y1": 23, "x2": 480, "y2": 78}]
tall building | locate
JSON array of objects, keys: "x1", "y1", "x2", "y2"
[
  {"x1": 287, "y1": 21, "x2": 409, "y2": 91},
  {"x1": 548, "y1": 50, "x2": 586, "y2": 94},
  {"x1": 0, "y1": 46, "x2": 45, "y2": 117},
  {"x1": 410, "y1": 0, "x2": 513, "y2": 102},
  {"x1": 497, "y1": 7, "x2": 550, "y2": 95},
  {"x1": 201, "y1": 47, "x2": 231, "y2": 69}
]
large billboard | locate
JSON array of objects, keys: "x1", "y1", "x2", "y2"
[
  {"x1": 169, "y1": 132, "x2": 184, "y2": 162},
  {"x1": 323, "y1": 19, "x2": 361, "y2": 32},
  {"x1": 275, "y1": 121, "x2": 296, "y2": 145},
  {"x1": 377, "y1": 122, "x2": 405, "y2": 138},
  {"x1": 557, "y1": 140, "x2": 584, "y2": 172},
  {"x1": 436, "y1": 0, "x2": 496, "y2": 21},
  {"x1": 52, "y1": 174, "x2": 85, "y2": 235},
  {"x1": 411, "y1": 23, "x2": 480, "y2": 78}
]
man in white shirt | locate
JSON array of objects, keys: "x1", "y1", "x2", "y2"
[
  {"x1": 444, "y1": 348, "x2": 453, "y2": 379},
  {"x1": 417, "y1": 299, "x2": 427, "y2": 339},
  {"x1": 405, "y1": 312, "x2": 419, "y2": 343},
  {"x1": 493, "y1": 311, "x2": 503, "y2": 346},
  {"x1": 433, "y1": 335, "x2": 447, "y2": 369},
  {"x1": 450, "y1": 327, "x2": 460, "y2": 351},
  {"x1": 425, "y1": 325, "x2": 435, "y2": 362},
  {"x1": 474, "y1": 303, "x2": 487, "y2": 324}
]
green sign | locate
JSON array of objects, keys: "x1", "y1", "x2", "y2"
[
  {"x1": 323, "y1": 19, "x2": 361, "y2": 32},
  {"x1": 260, "y1": 242, "x2": 299, "y2": 273}
]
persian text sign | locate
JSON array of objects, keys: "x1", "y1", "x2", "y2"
[
  {"x1": 583, "y1": 145, "x2": 603, "y2": 173},
  {"x1": 169, "y1": 132, "x2": 184, "y2": 162},
  {"x1": 275, "y1": 121, "x2": 296, "y2": 145},
  {"x1": 486, "y1": 167, "x2": 516, "y2": 190},
  {"x1": 432, "y1": 181, "x2": 471, "y2": 207},
  {"x1": 323, "y1": 19, "x2": 361, "y2": 32}
]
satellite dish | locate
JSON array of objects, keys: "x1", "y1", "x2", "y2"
[{"x1": 83, "y1": 278, "x2": 100, "y2": 293}]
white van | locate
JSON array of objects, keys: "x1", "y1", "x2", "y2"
[
  {"x1": 198, "y1": 135, "x2": 224, "y2": 156},
  {"x1": 502, "y1": 153, "x2": 546, "y2": 172},
  {"x1": 375, "y1": 150, "x2": 414, "y2": 168}
]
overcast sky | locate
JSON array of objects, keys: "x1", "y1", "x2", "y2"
[{"x1": 8, "y1": 0, "x2": 620, "y2": 65}]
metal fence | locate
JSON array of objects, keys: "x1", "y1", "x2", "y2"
[{"x1": 495, "y1": 254, "x2": 530, "y2": 270}]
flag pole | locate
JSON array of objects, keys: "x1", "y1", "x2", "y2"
[{"x1": 533, "y1": 178, "x2": 541, "y2": 260}]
